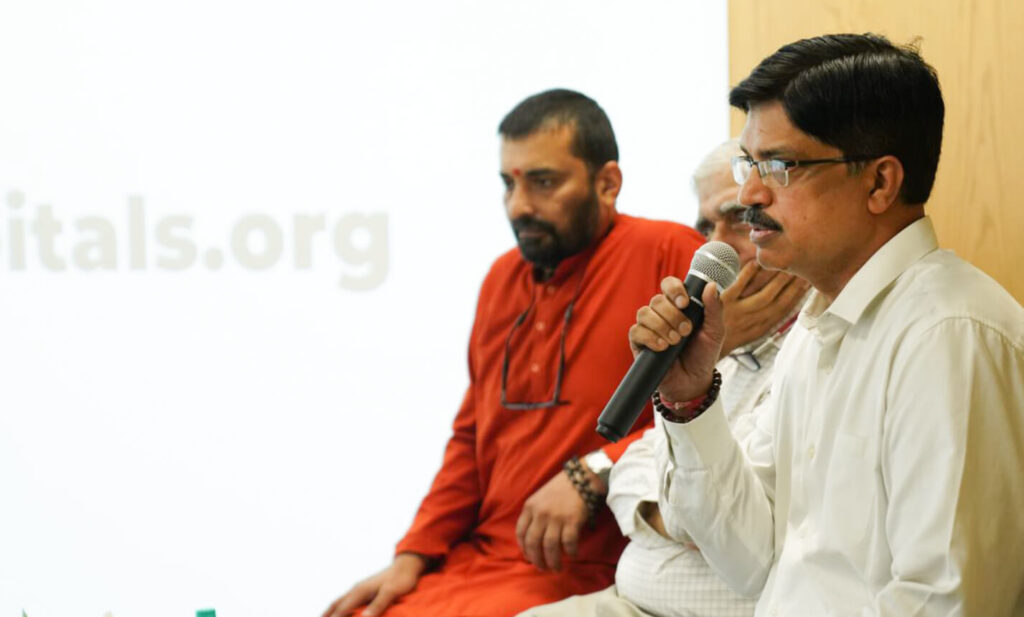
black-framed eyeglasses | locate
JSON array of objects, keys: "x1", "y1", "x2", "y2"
[
  {"x1": 500, "y1": 262, "x2": 590, "y2": 410},
  {"x1": 731, "y1": 154, "x2": 881, "y2": 188},
  {"x1": 499, "y1": 296, "x2": 575, "y2": 410}
]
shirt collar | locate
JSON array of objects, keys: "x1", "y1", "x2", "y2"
[{"x1": 799, "y1": 216, "x2": 938, "y2": 334}]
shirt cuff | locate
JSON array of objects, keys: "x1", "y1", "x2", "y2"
[
  {"x1": 608, "y1": 485, "x2": 659, "y2": 536},
  {"x1": 660, "y1": 397, "x2": 735, "y2": 469},
  {"x1": 627, "y1": 504, "x2": 694, "y2": 548}
]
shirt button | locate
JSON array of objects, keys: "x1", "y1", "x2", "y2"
[
  {"x1": 530, "y1": 363, "x2": 541, "y2": 373},
  {"x1": 807, "y1": 445, "x2": 815, "y2": 459},
  {"x1": 535, "y1": 321, "x2": 546, "y2": 332},
  {"x1": 545, "y1": 286, "x2": 556, "y2": 295}
]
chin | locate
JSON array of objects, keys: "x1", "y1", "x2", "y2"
[{"x1": 518, "y1": 247, "x2": 559, "y2": 269}]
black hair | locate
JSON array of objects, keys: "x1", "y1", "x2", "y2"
[
  {"x1": 729, "y1": 33, "x2": 944, "y2": 205},
  {"x1": 498, "y1": 89, "x2": 619, "y2": 172}
]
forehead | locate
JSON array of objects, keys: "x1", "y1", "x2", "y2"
[
  {"x1": 697, "y1": 169, "x2": 738, "y2": 217},
  {"x1": 500, "y1": 124, "x2": 581, "y2": 171},
  {"x1": 738, "y1": 100, "x2": 831, "y2": 158}
]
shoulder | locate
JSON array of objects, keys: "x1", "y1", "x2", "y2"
[
  {"x1": 478, "y1": 246, "x2": 527, "y2": 293},
  {"x1": 887, "y1": 249, "x2": 1024, "y2": 347},
  {"x1": 600, "y1": 214, "x2": 704, "y2": 263},
  {"x1": 612, "y1": 213, "x2": 704, "y2": 247}
]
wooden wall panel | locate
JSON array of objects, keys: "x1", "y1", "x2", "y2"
[{"x1": 728, "y1": 0, "x2": 1024, "y2": 302}]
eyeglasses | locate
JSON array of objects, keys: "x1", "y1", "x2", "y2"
[
  {"x1": 500, "y1": 296, "x2": 574, "y2": 410},
  {"x1": 731, "y1": 154, "x2": 880, "y2": 188},
  {"x1": 500, "y1": 263, "x2": 589, "y2": 410}
]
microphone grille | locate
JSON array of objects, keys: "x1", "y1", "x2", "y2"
[{"x1": 690, "y1": 241, "x2": 740, "y2": 289}]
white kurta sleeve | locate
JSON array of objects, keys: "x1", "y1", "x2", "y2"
[
  {"x1": 656, "y1": 395, "x2": 778, "y2": 598},
  {"x1": 606, "y1": 424, "x2": 661, "y2": 538}
]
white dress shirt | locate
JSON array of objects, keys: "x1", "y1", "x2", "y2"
[
  {"x1": 606, "y1": 307, "x2": 799, "y2": 617},
  {"x1": 657, "y1": 217, "x2": 1024, "y2": 616}
]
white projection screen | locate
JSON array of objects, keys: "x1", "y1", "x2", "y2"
[{"x1": 0, "y1": 2, "x2": 728, "y2": 616}]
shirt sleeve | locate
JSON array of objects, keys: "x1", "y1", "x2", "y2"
[
  {"x1": 871, "y1": 317, "x2": 1024, "y2": 616},
  {"x1": 394, "y1": 291, "x2": 488, "y2": 559},
  {"x1": 394, "y1": 384, "x2": 480, "y2": 559},
  {"x1": 606, "y1": 424, "x2": 660, "y2": 537},
  {"x1": 656, "y1": 394, "x2": 778, "y2": 598}
]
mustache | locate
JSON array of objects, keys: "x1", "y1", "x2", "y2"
[
  {"x1": 741, "y1": 207, "x2": 782, "y2": 231},
  {"x1": 512, "y1": 216, "x2": 557, "y2": 237}
]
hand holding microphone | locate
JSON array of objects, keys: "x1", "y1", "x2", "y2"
[{"x1": 597, "y1": 242, "x2": 739, "y2": 442}]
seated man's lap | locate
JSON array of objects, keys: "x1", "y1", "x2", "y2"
[
  {"x1": 517, "y1": 586, "x2": 655, "y2": 617},
  {"x1": 353, "y1": 544, "x2": 616, "y2": 617}
]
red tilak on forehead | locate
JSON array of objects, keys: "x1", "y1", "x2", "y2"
[{"x1": 512, "y1": 168, "x2": 522, "y2": 177}]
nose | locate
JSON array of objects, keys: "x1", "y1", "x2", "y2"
[
  {"x1": 737, "y1": 166, "x2": 772, "y2": 209},
  {"x1": 506, "y1": 183, "x2": 535, "y2": 220},
  {"x1": 710, "y1": 221, "x2": 729, "y2": 244}
]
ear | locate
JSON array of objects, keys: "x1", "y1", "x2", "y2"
[
  {"x1": 594, "y1": 161, "x2": 622, "y2": 208},
  {"x1": 866, "y1": 155, "x2": 904, "y2": 215}
]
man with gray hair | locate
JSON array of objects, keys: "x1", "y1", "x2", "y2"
[{"x1": 519, "y1": 139, "x2": 808, "y2": 617}]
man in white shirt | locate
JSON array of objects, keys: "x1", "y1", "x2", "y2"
[
  {"x1": 520, "y1": 141, "x2": 808, "y2": 617},
  {"x1": 630, "y1": 33, "x2": 1024, "y2": 615}
]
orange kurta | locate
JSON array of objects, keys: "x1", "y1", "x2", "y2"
[{"x1": 373, "y1": 214, "x2": 703, "y2": 616}]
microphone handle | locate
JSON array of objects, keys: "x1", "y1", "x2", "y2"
[{"x1": 596, "y1": 276, "x2": 707, "y2": 442}]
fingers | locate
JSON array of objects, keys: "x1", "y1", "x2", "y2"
[
  {"x1": 323, "y1": 597, "x2": 343, "y2": 617},
  {"x1": 542, "y1": 521, "x2": 563, "y2": 571},
  {"x1": 721, "y1": 261, "x2": 759, "y2": 302},
  {"x1": 631, "y1": 312, "x2": 674, "y2": 352},
  {"x1": 523, "y1": 515, "x2": 583, "y2": 572},
  {"x1": 701, "y1": 283, "x2": 725, "y2": 341},
  {"x1": 521, "y1": 514, "x2": 548, "y2": 570},
  {"x1": 363, "y1": 584, "x2": 401, "y2": 617},
  {"x1": 631, "y1": 291, "x2": 693, "y2": 352},
  {"x1": 651, "y1": 294, "x2": 692, "y2": 338},
  {"x1": 776, "y1": 275, "x2": 812, "y2": 312},
  {"x1": 561, "y1": 521, "x2": 580, "y2": 558},
  {"x1": 745, "y1": 269, "x2": 797, "y2": 308},
  {"x1": 659, "y1": 276, "x2": 686, "y2": 304},
  {"x1": 326, "y1": 584, "x2": 375, "y2": 617},
  {"x1": 739, "y1": 272, "x2": 808, "y2": 322},
  {"x1": 515, "y1": 508, "x2": 531, "y2": 554}
]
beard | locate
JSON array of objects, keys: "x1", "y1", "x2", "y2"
[{"x1": 511, "y1": 188, "x2": 600, "y2": 270}]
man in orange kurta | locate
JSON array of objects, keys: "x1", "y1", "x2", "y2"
[{"x1": 323, "y1": 89, "x2": 704, "y2": 617}]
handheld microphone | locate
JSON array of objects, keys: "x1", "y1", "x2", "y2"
[{"x1": 596, "y1": 241, "x2": 740, "y2": 442}]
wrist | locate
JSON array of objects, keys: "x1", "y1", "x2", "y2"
[
  {"x1": 655, "y1": 369, "x2": 722, "y2": 424},
  {"x1": 564, "y1": 456, "x2": 604, "y2": 526},
  {"x1": 581, "y1": 450, "x2": 612, "y2": 495},
  {"x1": 659, "y1": 371, "x2": 715, "y2": 404},
  {"x1": 394, "y1": 552, "x2": 429, "y2": 576}
]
